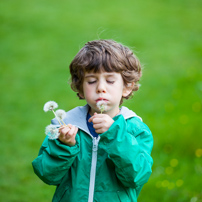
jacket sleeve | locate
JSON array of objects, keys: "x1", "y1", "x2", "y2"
[
  {"x1": 32, "y1": 134, "x2": 80, "y2": 185},
  {"x1": 99, "y1": 114, "x2": 153, "y2": 189}
]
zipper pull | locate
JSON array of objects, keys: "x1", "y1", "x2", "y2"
[{"x1": 92, "y1": 137, "x2": 99, "y2": 151}]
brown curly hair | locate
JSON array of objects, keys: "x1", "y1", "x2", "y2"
[{"x1": 69, "y1": 39, "x2": 142, "y2": 103}]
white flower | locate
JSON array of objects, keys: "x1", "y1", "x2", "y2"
[
  {"x1": 55, "y1": 109, "x2": 66, "y2": 120},
  {"x1": 43, "y1": 101, "x2": 58, "y2": 112},
  {"x1": 45, "y1": 124, "x2": 59, "y2": 139},
  {"x1": 96, "y1": 100, "x2": 108, "y2": 113}
]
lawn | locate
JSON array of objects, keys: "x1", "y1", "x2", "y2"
[{"x1": 0, "y1": 0, "x2": 202, "y2": 201}]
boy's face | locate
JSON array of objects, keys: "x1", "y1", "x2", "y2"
[{"x1": 81, "y1": 71, "x2": 131, "y2": 118}]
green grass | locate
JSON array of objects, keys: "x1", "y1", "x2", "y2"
[{"x1": 0, "y1": 0, "x2": 202, "y2": 201}]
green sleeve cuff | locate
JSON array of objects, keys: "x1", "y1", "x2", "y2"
[{"x1": 47, "y1": 134, "x2": 80, "y2": 158}]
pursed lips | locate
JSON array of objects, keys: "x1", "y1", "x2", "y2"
[{"x1": 96, "y1": 98, "x2": 108, "y2": 102}]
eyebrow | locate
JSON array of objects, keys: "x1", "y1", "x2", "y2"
[
  {"x1": 84, "y1": 72, "x2": 116, "y2": 78},
  {"x1": 84, "y1": 74, "x2": 97, "y2": 78}
]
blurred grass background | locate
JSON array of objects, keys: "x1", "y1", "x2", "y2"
[{"x1": 0, "y1": 0, "x2": 202, "y2": 201}]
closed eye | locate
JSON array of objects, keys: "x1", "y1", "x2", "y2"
[
  {"x1": 107, "y1": 80, "x2": 115, "y2": 84},
  {"x1": 88, "y1": 80, "x2": 96, "y2": 84}
]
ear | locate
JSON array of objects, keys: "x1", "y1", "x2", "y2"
[
  {"x1": 122, "y1": 82, "x2": 134, "y2": 97},
  {"x1": 78, "y1": 92, "x2": 85, "y2": 99}
]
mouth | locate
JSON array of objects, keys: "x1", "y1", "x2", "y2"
[{"x1": 96, "y1": 98, "x2": 108, "y2": 102}]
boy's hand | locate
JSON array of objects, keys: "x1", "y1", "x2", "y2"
[
  {"x1": 88, "y1": 113, "x2": 114, "y2": 134},
  {"x1": 58, "y1": 124, "x2": 78, "y2": 146}
]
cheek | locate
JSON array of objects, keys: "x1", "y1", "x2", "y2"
[
  {"x1": 110, "y1": 83, "x2": 124, "y2": 95},
  {"x1": 108, "y1": 89, "x2": 122, "y2": 102},
  {"x1": 83, "y1": 85, "x2": 93, "y2": 98}
]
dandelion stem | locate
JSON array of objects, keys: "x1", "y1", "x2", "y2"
[
  {"x1": 52, "y1": 110, "x2": 62, "y2": 125},
  {"x1": 61, "y1": 120, "x2": 66, "y2": 126},
  {"x1": 100, "y1": 105, "x2": 104, "y2": 114}
]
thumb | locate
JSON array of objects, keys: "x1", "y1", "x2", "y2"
[{"x1": 88, "y1": 112, "x2": 98, "y2": 122}]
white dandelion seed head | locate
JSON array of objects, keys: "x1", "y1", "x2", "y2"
[
  {"x1": 45, "y1": 124, "x2": 58, "y2": 135},
  {"x1": 96, "y1": 100, "x2": 108, "y2": 112},
  {"x1": 43, "y1": 101, "x2": 58, "y2": 112},
  {"x1": 45, "y1": 124, "x2": 59, "y2": 139},
  {"x1": 55, "y1": 109, "x2": 66, "y2": 120}
]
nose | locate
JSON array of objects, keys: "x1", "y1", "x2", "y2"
[{"x1": 96, "y1": 81, "x2": 106, "y2": 93}]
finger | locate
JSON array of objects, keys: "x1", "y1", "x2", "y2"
[
  {"x1": 73, "y1": 127, "x2": 78, "y2": 135},
  {"x1": 60, "y1": 126, "x2": 70, "y2": 135},
  {"x1": 58, "y1": 131, "x2": 66, "y2": 140},
  {"x1": 95, "y1": 128, "x2": 105, "y2": 134},
  {"x1": 88, "y1": 115, "x2": 97, "y2": 123},
  {"x1": 59, "y1": 125, "x2": 65, "y2": 132},
  {"x1": 67, "y1": 125, "x2": 77, "y2": 136},
  {"x1": 92, "y1": 117, "x2": 105, "y2": 124},
  {"x1": 59, "y1": 123, "x2": 72, "y2": 132},
  {"x1": 93, "y1": 123, "x2": 103, "y2": 130},
  {"x1": 70, "y1": 126, "x2": 78, "y2": 135},
  {"x1": 88, "y1": 116, "x2": 93, "y2": 123},
  {"x1": 88, "y1": 112, "x2": 103, "y2": 122},
  {"x1": 92, "y1": 113, "x2": 106, "y2": 120},
  {"x1": 67, "y1": 124, "x2": 72, "y2": 128}
]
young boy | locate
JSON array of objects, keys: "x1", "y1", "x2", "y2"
[{"x1": 32, "y1": 39, "x2": 153, "y2": 202}]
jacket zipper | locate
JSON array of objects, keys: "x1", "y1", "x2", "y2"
[{"x1": 88, "y1": 136, "x2": 100, "y2": 202}]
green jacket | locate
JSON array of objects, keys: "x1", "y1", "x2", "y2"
[{"x1": 32, "y1": 105, "x2": 153, "y2": 202}]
